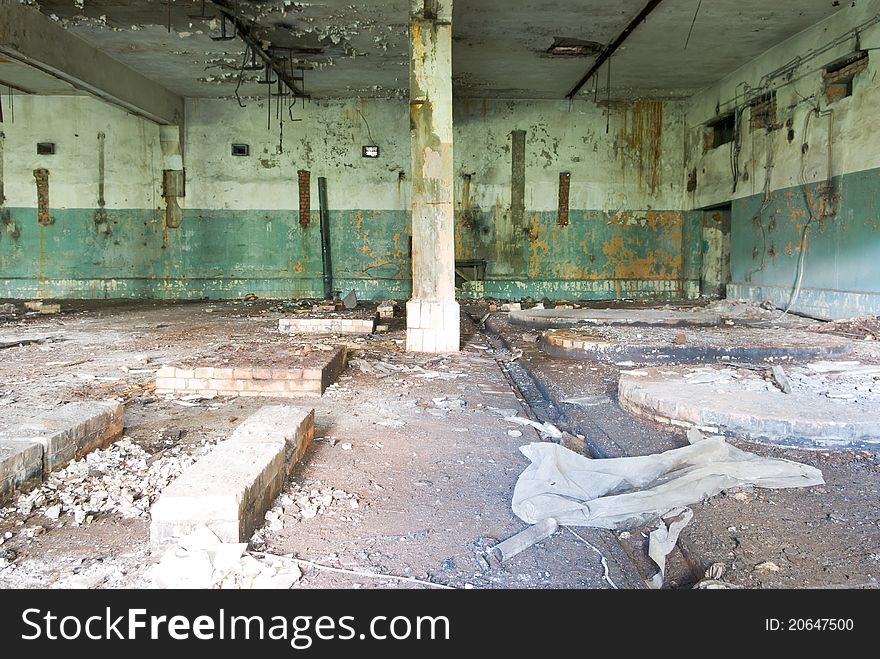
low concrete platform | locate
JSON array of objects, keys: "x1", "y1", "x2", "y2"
[
  {"x1": 149, "y1": 406, "x2": 315, "y2": 544},
  {"x1": 0, "y1": 401, "x2": 124, "y2": 501},
  {"x1": 619, "y1": 366, "x2": 880, "y2": 450},
  {"x1": 155, "y1": 346, "x2": 347, "y2": 398},
  {"x1": 509, "y1": 308, "x2": 722, "y2": 329},
  {"x1": 542, "y1": 326, "x2": 852, "y2": 363},
  {"x1": 279, "y1": 316, "x2": 376, "y2": 335}
]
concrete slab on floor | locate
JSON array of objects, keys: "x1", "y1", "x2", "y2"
[
  {"x1": 483, "y1": 308, "x2": 880, "y2": 588},
  {"x1": 619, "y1": 366, "x2": 880, "y2": 450},
  {"x1": 541, "y1": 325, "x2": 852, "y2": 363},
  {"x1": 509, "y1": 307, "x2": 722, "y2": 329},
  {"x1": 150, "y1": 405, "x2": 315, "y2": 544}
]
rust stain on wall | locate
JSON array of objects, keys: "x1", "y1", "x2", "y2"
[
  {"x1": 527, "y1": 212, "x2": 549, "y2": 278},
  {"x1": 617, "y1": 101, "x2": 664, "y2": 194}
]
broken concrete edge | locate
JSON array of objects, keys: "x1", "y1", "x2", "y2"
[
  {"x1": 155, "y1": 346, "x2": 348, "y2": 398},
  {"x1": 149, "y1": 406, "x2": 315, "y2": 546},
  {"x1": 540, "y1": 334, "x2": 854, "y2": 363},
  {"x1": 0, "y1": 401, "x2": 124, "y2": 503},
  {"x1": 618, "y1": 377, "x2": 880, "y2": 451}
]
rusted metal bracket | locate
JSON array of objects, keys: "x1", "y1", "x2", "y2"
[
  {"x1": 558, "y1": 172, "x2": 571, "y2": 226},
  {"x1": 298, "y1": 169, "x2": 311, "y2": 226},
  {"x1": 33, "y1": 168, "x2": 53, "y2": 225}
]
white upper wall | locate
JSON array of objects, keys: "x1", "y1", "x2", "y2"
[
  {"x1": 686, "y1": 0, "x2": 880, "y2": 208},
  {"x1": 185, "y1": 98, "x2": 411, "y2": 212},
  {"x1": 3, "y1": 95, "x2": 687, "y2": 212},
  {"x1": 0, "y1": 96, "x2": 162, "y2": 209},
  {"x1": 186, "y1": 96, "x2": 687, "y2": 212}
]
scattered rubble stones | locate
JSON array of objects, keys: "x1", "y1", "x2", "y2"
[{"x1": 0, "y1": 437, "x2": 216, "y2": 525}]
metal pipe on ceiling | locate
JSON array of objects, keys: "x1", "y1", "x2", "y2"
[
  {"x1": 566, "y1": 0, "x2": 665, "y2": 100},
  {"x1": 208, "y1": 0, "x2": 309, "y2": 100}
]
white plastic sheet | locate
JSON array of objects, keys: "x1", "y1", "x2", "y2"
[{"x1": 512, "y1": 438, "x2": 824, "y2": 530}]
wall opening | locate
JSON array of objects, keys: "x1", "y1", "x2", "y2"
[
  {"x1": 706, "y1": 113, "x2": 736, "y2": 150},
  {"x1": 699, "y1": 202, "x2": 732, "y2": 299},
  {"x1": 749, "y1": 92, "x2": 778, "y2": 132},
  {"x1": 823, "y1": 51, "x2": 868, "y2": 103}
]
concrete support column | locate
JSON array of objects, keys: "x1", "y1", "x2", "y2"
[{"x1": 406, "y1": 0, "x2": 460, "y2": 354}]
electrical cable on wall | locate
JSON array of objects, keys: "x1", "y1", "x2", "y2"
[
  {"x1": 710, "y1": 13, "x2": 880, "y2": 117},
  {"x1": 743, "y1": 132, "x2": 775, "y2": 281},
  {"x1": 778, "y1": 105, "x2": 835, "y2": 320},
  {"x1": 356, "y1": 107, "x2": 378, "y2": 148}
]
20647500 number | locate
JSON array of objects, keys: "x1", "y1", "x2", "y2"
[{"x1": 765, "y1": 619, "x2": 854, "y2": 631}]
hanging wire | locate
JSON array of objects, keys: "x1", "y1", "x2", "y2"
[
  {"x1": 234, "y1": 46, "x2": 249, "y2": 108},
  {"x1": 684, "y1": 0, "x2": 703, "y2": 50},
  {"x1": 356, "y1": 107, "x2": 378, "y2": 147}
]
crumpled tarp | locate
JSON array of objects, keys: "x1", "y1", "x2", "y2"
[{"x1": 512, "y1": 438, "x2": 824, "y2": 530}]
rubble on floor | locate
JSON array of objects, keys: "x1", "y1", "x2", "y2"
[
  {"x1": 152, "y1": 525, "x2": 303, "y2": 589},
  {"x1": 0, "y1": 437, "x2": 217, "y2": 526},
  {"x1": 812, "y1": 316, "x2": 880, "y2": 341}
]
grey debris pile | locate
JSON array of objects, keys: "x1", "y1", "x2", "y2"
[
  {"x1": 260, "y1": 483, "x2": 360, "y2": 526},
  {"x1": 0, "y1": 437, "x2": 216, "y2": 525}
]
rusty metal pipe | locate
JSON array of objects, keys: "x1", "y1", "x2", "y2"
[{"x1": 566, "y1": 0, "x2": 665, "y2": 100}]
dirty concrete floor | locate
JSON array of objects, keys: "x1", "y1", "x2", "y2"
[
  {"x1": 484, "y1": 309, "x2": 880, "y2": 589},
  {"x1": 0, "y1": 300, "x2": 642, "y2": 590},
  {"x1": 1, "y1": 299, "x2": 878, "y2": 590}
]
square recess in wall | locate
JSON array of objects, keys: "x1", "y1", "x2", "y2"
[
  {"x1": 231, "y1": 143, "x2": 250, "y2": 156},
  {"x1": 36, "y1": 142, "x2": 56, "y2": 155},
  {"x1": 362, "y1": 145, "x2": 380, "y2": 158}
]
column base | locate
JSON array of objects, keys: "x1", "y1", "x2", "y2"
[{"x1": 406, "y1": 300, "x2": 460, "y2": 354}]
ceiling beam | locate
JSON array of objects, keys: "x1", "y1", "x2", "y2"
[
  {"x1": 566, "y1": 0, "x2": 665, "y2": 101},
  {"x1": 0, "y1": 0, "x2": 184, "y2": 125}
]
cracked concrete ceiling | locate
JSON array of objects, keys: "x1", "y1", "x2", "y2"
[{"x1": 4, "y1": 0, "x2": 847, "y2": 100}]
